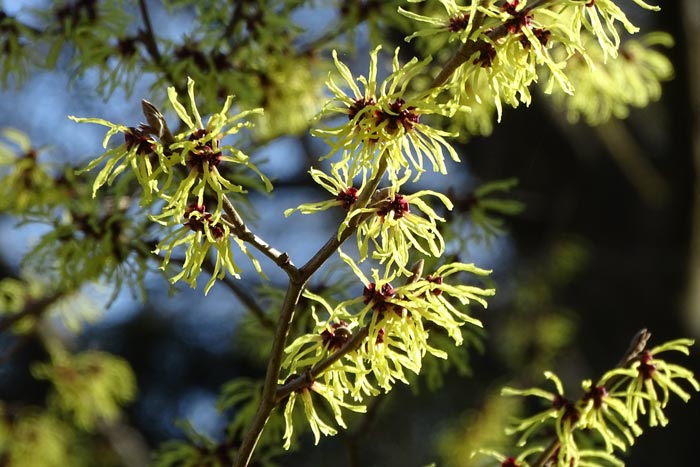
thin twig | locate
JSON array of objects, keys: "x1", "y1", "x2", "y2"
[
  {"x1": 222, "y1": 194, "x2": 298, "y2": 279},
  {"x1": 233, "y1": 278, "x2": 305, "y2": 467}
]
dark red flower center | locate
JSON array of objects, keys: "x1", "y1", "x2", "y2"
[
  {"x1": 449, "y1": 13, "x2": 470, "y2": 32},
  {"x1": 473, "y1": 43, "x2": 497, "y2": 68},
  {"x1": 552, "y1": 394, "x2": 580, "y2": 424},
  {"x1": 377, "y1": 194, "x2": 410, "y2": 219},
  {"x1": 376, "y1": 98, "x2": 419, "y2": 134},
  {"x1": 638, "y1": 351, "x2": 656, "y2": 380},
  {"x1": 336, "y1": 186, "x2": 359, "y2": 209},
  {"x1": 348, "y1": 96, "x2": 377, "y2": 121},
  {"x1": 320, "y1": 320, "x2": 352, "y2": 351},
  {"x1": 186, "y1": 128, "x2": 222, "y2": 171},
  {"x1": 583, "y1": 385, "x2": 608, "y2": 409},
  {"x1": 183, "y1": 203, "x2": 225, "y2": 240},
  {"x1": 363, "y1": 282, "x2": 396, "y2": 313}
]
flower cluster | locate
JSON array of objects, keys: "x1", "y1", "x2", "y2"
[
  {"x1": 71, "y1": 78, "x2": 270, "y2": 293},
  {"x1": 495, "y1": 338, "x2": 698, "y2": 466},
  {"x1": 399, "y1": 0, "x2": 666, "y2": 136},
  {"x1": 280, "y1": 258, "x2": 494, "y2": 447},
  {"x1": 313, "y1": 46, "x2": 460, "y2": 183}
]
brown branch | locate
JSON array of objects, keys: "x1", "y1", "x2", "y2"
[
  {"x1": 233, "y1": 277, "x2": 305, "y2": 467},
  {"x1": 221, "y1": 194, "x2": 298, "y2": 278}
]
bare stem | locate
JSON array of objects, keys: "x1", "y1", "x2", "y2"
[
  {"x1": 221, "y1": 194, "x2": 298, "y2": 279},
  {"x1": 233, "y1": 278, "x2": 305, "y2": 467}
]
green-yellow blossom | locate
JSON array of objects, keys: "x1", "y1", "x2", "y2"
[
  {"x1": 283, "y1": 163, "x2": 367, "y2": 217},
  {"x1": 598, "y1": 338, "x2": 699, "y2": 427},
  {"x1": 336, "y1": 254, "x2": 493, "y2": 389},
  {"x1": 153, "y1": 203, "x2": 263, "y2": 294},
  {"x1": 398, "y1": 0, "x2": 483, "y2": 44},
  {"x1": 314, "y1": 46, "x2": 460, "y2": 183},
  {"x1": 281, "y1": 380, "x2": 366, "y2": 450},
  {"x1": 154, "y1": 77, "x2": 271, "y2": 226},
  {"x1": 347, "y1": 187, "x2": 454, "y2": 274},
  {"x1": 502, "y1": 372, "x2": 580, "y2": 463},
  {"x1": 32, "y1": 349, "x2": 136, "y2": 431},
  {"x1": 69, "y1": 116, "x2": 165, "y2": 198}
]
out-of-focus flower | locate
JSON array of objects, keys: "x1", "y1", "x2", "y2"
[
  {"x1": 549, "y1": 32, "x2": 674, "y2": 125},
  {"x1": 0, "y1": 129, "x2": 66, "y2": 213},
  {"x1": 32, "y1": 348, "x2": 136, "y2": 430}
]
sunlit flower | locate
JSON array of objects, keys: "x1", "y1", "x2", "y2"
[
  {"x1": 336, "y1": 254, "x2": 493, "y2": 389},
  {"x1": 502, "y1": 372, "x2": 581, "y2": 463},
  {"x1": 282, "y1": 294, "x2": 376, "y2": 399},
  {"x1": 283, "y1": 163, "x2": 367, "y2": 217},
  {"x1": 598, "y1": 338, "x2": 699, "y2": 427},
  {"x1": 348, "y1": 188, "x2": 453, "y2": 273},
  {"x1": 153, "y1": 203, "x2": 263, "y2": 294},
  {"x1": 447, "y1": 2, "x2": 579, "y2": 123},
  {"x1": 282, "y1": 379, "x2": 365, "y2": 450},
  {"x1": 398, "y1": 0, "x2": 484, "y2": 43},
  {"x1": 578, "y1": 380, "x2": 642, "y2": 452},
  {"x1": 68, "y1": 116, "x2": 165, "y2": 198},
  {"x1": 559, "y1": 0, "x2": 660, "y2": 60},
  {"x1": 313, "y1": 46, "x2": 460, "y2": 183},
  {"x1": 154, "y1": 77, "x2": 271, "y2": 225}
]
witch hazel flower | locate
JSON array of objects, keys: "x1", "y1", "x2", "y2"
[
  {"x1": 150, "y1": 77, "x2": 271, "y2": 225},
  {"x1": 502, "y1": 372, "x2": 582, "y2": 464},
  {"x1": 345, "y1": 187, "x2": 454, "y2": 274},
  {"x1": 313, "y1": 46, "x2": 460, "y2": 183},
  {"x1": 281, "y1": 378, "x2": 366, "y2": 450},
  {"x1": 337, "y1": 253, "x2": 492, "y2": 388},
  {"x1": 69, "y1": 115, "x2": 166, "y2": 199},
  {"x1": 153, "y1": 203, "x2": 264, "y2": 294},
  {"x1": 598, "y1": 338, "x2": 699, "y2": 428},
  {"x1": 398, "y1": 0, "x2": 485, "y2": 44},
  {"x1": 283, "y1": 162, "x2": 367, "y2": 217}
]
